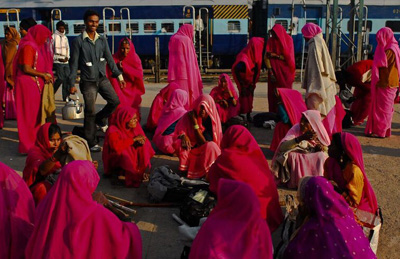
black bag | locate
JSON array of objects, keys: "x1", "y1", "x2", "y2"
[
  {"x1": 224, "y1": 116, "x2": 249, "y2": 131},
  {"x1": 253, "y1": 112, "x2": 279, "y2": 127},
  {"x1": 179, "y1": 188, "x2": 217, "y2": 227}
]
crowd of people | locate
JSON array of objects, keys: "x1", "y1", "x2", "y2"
[{"x1": 1, "y1": 7, "x2": 399, "y2": 258}]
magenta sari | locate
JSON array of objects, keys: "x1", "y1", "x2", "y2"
[
  {"x1": 173, "y1": 94, "x2": 222, "y2": 179},
  {"x1": 365, "y1": 27, "x2": 400, "y2": 137},
  {"x1": 14, "y1": 25, "x2": 53, "y2": 154},
  {"x1": 209, "y1": 73, "x2": 240, "y2": 123},
  {"x1": 0, "y1": 48, "x2": 4, "y2": 128},
  {"x1": 324, "y1": 132, "x2": 378, "y2": 214},
  {"x1": 190, "y1": 179, "x2": 273, "y2": 259},
  {"x1": 0, "y1": 162, "x2": 35, "y2": 259},
  {"x1": 284, "y1": 177, "x2": 376, "y2": 259},
  {"x1": 103, "y1": 106, "x2": 154, "y2": 187},
  {"x1": 153, "y1": 89, "x2": 188, "y2": 155},
  {"x1": 107, "y1": 38, "x2": 144, "y2": 110},
  {"x1": 232, "y1": 37, "x2": 264, "y2": 114},
  {"x1": 168, "y1": 24, "x2": 203, "y2": 107},
  {"x1": 266, "y1": 24, "x2": 295, "y2": 112},
  {"x1": 208, "y1": 125, "x2": 283, "y2": 232},
  {"x1": 25, "y1": 161, "x2": 142, "y2": 259}
]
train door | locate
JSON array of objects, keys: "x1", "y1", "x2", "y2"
[
  {"x1": 120, "y1": 7, "x2": 132, "y2": 40},
  {"x1": 198, "y1": 7, "x2": 210, "y2": 70},
  {"x1": 103, "y1": 7, "x2": 116, "y2": 54}
]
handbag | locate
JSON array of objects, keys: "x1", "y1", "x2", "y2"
[
  {"x1": 353, "y1": 207, "x2": 383, "y2": 255},
  {"x1": 62, "y1": 94, "x2": 84, "y2": 120}
]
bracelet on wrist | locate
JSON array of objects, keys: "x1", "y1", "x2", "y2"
[{"x1": 193, "y1": 124, "x2": 200, "y2": 130}]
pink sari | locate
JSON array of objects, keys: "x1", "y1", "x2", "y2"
[
  {"x1": 271, "y1": 110, "x2": 331, "y2": 188},
  {"x1": 14, "y1": 25, "x2": 53, "y2": 154},
  {"x1": 25, "y1": 161, "x2": 142, "y2": 259},
  {"x1": 284, "y1": 177, "x2": 376, "y2": 259},
  {"x1": 153, "y1": 89, "x2": 188, "y2": 155},
  {"x1": 322, "y1": 95, "x2": 346, "y2": 137},
  {"x1": 0, "y1": 48, "x2": 4, "y2": 128},
  {"x1": 168, "y1": 24, "x2": 203, "y2": 107},
  {"x1": 103, "y1": 106, "x2": 154, "y2": 187},
  {"x1": 0, "y1": 162, "x2": 35, "y2": 259},
  {"x1": 146, "y1": 82, "x2": 180, "y2": 131},
  {"x1": 365, "y1": 27, "x2": 400, "y2": 137},
  {"x1": 324, "y1": 132, "x2": 378, "y2": 214},
  {"x1": 23, "y1": 123, "x2": 61, "y2": 205},
  {"x1": 173, "y1": 94, "x2": 222, "y2": 179},
  {"x1": 107, "y1": 38, "x2": 144, "y2": 111},
  {"x1": 270, "y1": 88, "x2": 307, "y2": 152},
  {"x1": 190, "y1": 179, "x2": 273, "y2": 259},
  {"x1": 209, "y1": 73, "x2": 240, "y2": 123},
  {"x1": 266, "y1": 24, "x2": 295, "y2": 112},
  {"x1": 208, "y1": 125, "x2": 283, "y2": 232},
  {"x1": 232, "y1": 37, "x2": 264, "y2": 114}
]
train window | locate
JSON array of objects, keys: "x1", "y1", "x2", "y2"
[
  {"x1": 228, "y1": 21, "x2": 241, "y2": 33},
  {"x1": 73, "y1": 24, "x2": 85, "y2": 34},
  {"x1": 347, "y1": 20, "x2": 372, "y2": 32},
  {"x1": 386, "y1": 21, "x2": 400, "y2": 32},
  {"x1": 161, "y1": 22, "x2": 174, "y2": 33},
  {"x1": 108, "y1": 23, "x2": 121, "y2": 32},
  {"x1": 126, "y1": 23, "x2": 139, "y2": 33},
  {"x1": 144, "y1": 22, "x2": 156, "y2": 33},
  {"x1": 275, "y1": 20, "x2": 288, "y2": 30},
  {"x1": 97, "y1": 24, "x2": 105, "y2": 34}
]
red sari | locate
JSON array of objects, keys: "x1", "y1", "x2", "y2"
[
  {"x1": 232, "y1": 37, "x2": 264, "y2": 114},
  {"x1": 209, "y1": 73, "x2": 240, "y2": 123},
  {"x1": 146, "y1": 82, "x2": 180, "y2": 131},
  {"x1": 23, "y1": 123, "x2": 61, "y2": 205},
  {"x1": 266, "y1": 24, "x2": 295, "y2": 112},
  {"x1": 0, "y1": 162, "x2": 35, "y2": 259},
  {"x1": 208, "y1": 125, "x2": 283, "y2": 232},
  {"x1": 103, "y1": 106, "x2": 154, "y2": 187},
  {"x1": 107, "y1": 38, "x2": 144, "y2": 111},
  {"x1": 14, "y1": 25, "x2": 53, "y2": 154}
]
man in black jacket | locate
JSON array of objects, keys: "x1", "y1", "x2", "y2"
[{"x1": 68, "y1": 10, "x2": 125, "y2": 152}]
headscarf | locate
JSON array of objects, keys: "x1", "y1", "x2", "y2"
[
  {"x1": 0, "y1": 162, "x2": 35, "y2": 259},
  {"x1": 268, "y1": 24, "x2": 296, "y2": 74},
  {"x1": 301, "y1": 23, "x2": 323, "y2": 40},
  {"x1": 189, "y1": 179, "x2": 273, "y2": 259},
  {"x1": 1, "y1": 27, "x2": 20, "y2": 87},
  {"x1": 277, "y1": 88, "x2": 307, "y2": 125},
  {"x1": 302, "y1": 110, "x2": 331, "y2": 146},
  {"x1": 108, "y1": 105, "x2": 138, "y2": 138},
  {"x1": 372, "y1": 27, "x2": 400, "y2": 86},
  {"x1": 210, "y1": 73, "x2": 239, "y2": 101},
  {"x1": 284, "y1": 177, "x2": 376, "y2": 259},
  {"x1": 154, "y1": 89, "x2": 188, "y2": 140},
  {"x1": 23, "y1": 123, "x2": 61, "y2": 186},
  {"x1": 208, "y1": 125, "x2": 283, "y2": 232},
  {"x1": 175, "y1": 24, "x2": 194, "y2": 42},
  {"x1": 25, "y1": 161, "x2": 142, "y2": 258}
]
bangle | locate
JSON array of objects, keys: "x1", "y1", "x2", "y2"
[
  {"x1": 50, "y1": 155, "x2": 57, "y2": 162},
  {"x1": 193, "y1": 124, "x2": 200, "y2": 130}
]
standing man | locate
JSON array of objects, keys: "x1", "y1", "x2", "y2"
[
  {"x1": 68, "y1": 10, "x2": 124, "y2": 152},
  {"x1": 52, "y1": 21, "x2": 70, "y2": 101}
]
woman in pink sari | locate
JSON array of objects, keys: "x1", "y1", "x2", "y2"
[
  {"x1": 284, "y1": 176, "x2": 376, "y2": 259},
  {"x1": 168, "y1": 24, "x2": 203, "y2": 107},
  {"x1": 271, "y1": 110, "x2": 330, "y2": 188},
  {"x1": 107, "y1": 38, "x2": 144, "y2": 111},
  {"x1": 208, "y1": 125, "x2": 283, "y2": 232},
  {"x1": 209, "y1": 73, "x2": 239, "y2": 123},
  {"x1": 365, "y1": 27, "x2": 400, "y2": 138},
  {"x1": 103, "y1": 106, "x2": 154, "y2": 187},
  {"x1": 146, "y1": 82, "x2": 180, "y2": 132},
  {"x1": 232, "y1": 37, "x2": 264, "y2": 121},
  {"x1": 173, "y1": 94, "x2": 222, "y2": 179},
  {"x1": 301, "y1": 23, "x2": 345, "y2": 137},
  {"x1": 265, "y1": 24, "x2": 295, "y2": 113},
  {"x1": 190, "y1": 179, "x2": 273, "y2": 259},
  {"x1": 25, "y1": 161, "x2": 142, "y2": 259},
  {"x1": 153, "y1": 89, "x2": 188, "y2": 155},
  {"x1": 14, "y1": 24, "x2": 53, "y2": 154},
  {"x1": 325, "y1": 132, "x2": 378, "y2": 215},
  {"x1": 0, "y1": 162, "x2": 35, "y2": 259},
  {"x1": 270, "y1": 88, "x2": 307, "y2": 152}
]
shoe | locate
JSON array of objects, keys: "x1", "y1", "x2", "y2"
[
  {"x1": 90, "y1": 144, "x2": 102, "y2": 152},
  {"x1": 95, "y1": 118, "x2": 108, "y2": 133},
  {"x1": 98, "y1": 124, "x2": 108, "y2": 133}
]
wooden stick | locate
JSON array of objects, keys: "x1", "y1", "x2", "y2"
[
  {"x1": 105, "y1": 193, "x2": 179, "y2": 208},
  {"x1": 108, "y1": 200, "x2": 137, "y2": 214}
]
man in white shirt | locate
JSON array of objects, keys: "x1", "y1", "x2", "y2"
[{"x1": 52, "y1": 21, "x2": 70, "y2": 101}]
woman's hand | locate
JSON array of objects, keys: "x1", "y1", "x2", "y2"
[
  {"x1": 180, "y1": 134, "x2": 191, "y2": 150},
  {"x1": 43, "y1": 73, "x2": 53, "y2": 84},
  {"x1": 92, "y1": 191, "x2": 111, "y2": 207},
  {"x1": 133, "y1": 135, "x2": 146, "y2": 146},
  {"x1": 297, "y1": 131, "x2": 316, "y2": 142},
  {"x1": 92, "y1": 160, "x2": 99, "y2": 170}
]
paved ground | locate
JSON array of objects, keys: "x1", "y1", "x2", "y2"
[{"x1": 0, "y1": 76, "x2": 398, "y2": 258}]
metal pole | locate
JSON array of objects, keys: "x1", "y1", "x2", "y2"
[
  {"x1": 331, "y1": 0, "x2": 339, "y2": 68},
  {"x1": 300, "y1": 0, "x2": 307, "y2": 83},
  {"x1": 356, "y1": 0, "x2": 364, "y2": 61},
  {"x1": 348, "y1": 0, "x2": 356, "y2": 65},
  {"x1": 362, "y1": 6, "x2": 368, "y2": 60},
  {"x1": 200, "y1": 8, "x2": 210, "y2": 69},
  {"x1": 337, "y1": 7, "x2": 343, "y2": 68},
  {"x1": 325, "y1": 0, "x2": 330, "y2": 47},
  {"x1": 182, "y1": 5, "x2": 196, "y2": 44},
  {"x1": 155, "y1": 37, "x2": 160, "y2": 83},
  {"x1": 103, "y1": 7, "x2": 116, "y2": 54},
  {"x1": 6, "y1": 9, "x2": 20, "y2": 32},
  {"x1": 290, "y1": 0, "x2": 295, "y2": 36},
  {"x1": 120, "y1": 8, "x2": 131, "y2": 40}
]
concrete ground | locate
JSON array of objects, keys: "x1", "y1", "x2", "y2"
[{"x1": 0, "y1": 76, "x2": 398, "y2": 258}]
